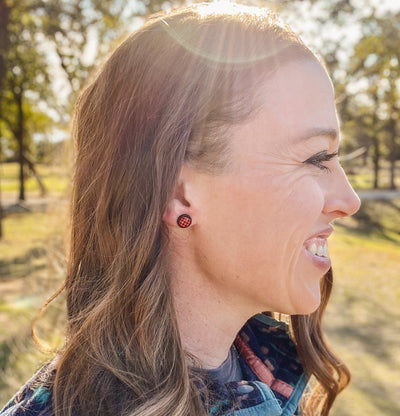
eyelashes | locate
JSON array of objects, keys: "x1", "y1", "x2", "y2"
[{"x1": 303, "y1": 151, "x2": 339, "y2": 171}]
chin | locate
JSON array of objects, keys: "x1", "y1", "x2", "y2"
[
  {"x1": 269, "y1": 298, "x2": 321, "y2": 317},
  {"x1": 293, "y1": 293, "x2": 321, "y2": 315},
  {"x1": 280, "y1": 285, "x2": 322, "y2": 316}
]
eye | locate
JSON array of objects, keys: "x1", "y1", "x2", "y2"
[{"x1": 303, "y1": 151, "x2": 338, "y2": 172}]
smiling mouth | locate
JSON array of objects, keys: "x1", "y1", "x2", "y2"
[{"x1": 304, "y1": 238, "x2": 328, "y2": 258}]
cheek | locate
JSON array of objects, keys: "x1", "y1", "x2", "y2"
[
  {"x1": 196, "y1": 173, "x2": 325, "y2": 266},
  {"x1": 252, "y1": 173, "x2": 325, "y2": 226},
  {"x1": 252, "y1": 175, "x2": 326, "y2": 272},
  {"x1": 230, "y1": 174, "x2": 324, "y2": 265}
]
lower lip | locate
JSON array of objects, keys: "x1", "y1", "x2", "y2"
[{"x1": 303, "y1": 246, "x2": 331, "y2": 272}]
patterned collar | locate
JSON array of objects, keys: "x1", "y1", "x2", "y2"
[{"x1": 203, "y1": 314, "x2": 308, "y2": 416}]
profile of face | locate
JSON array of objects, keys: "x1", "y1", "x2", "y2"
[{"x1": 164, "y1": 58, "x2": 360, "y2": 317}]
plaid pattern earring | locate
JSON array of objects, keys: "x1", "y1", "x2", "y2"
[{"x1": 177, "y1": 214, "x2": 192, "y2": 228}]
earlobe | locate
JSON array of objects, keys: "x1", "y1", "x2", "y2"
[
  {"x1": 162, "y1": 175, "x2": 195, "y2": 227},
  {"x1": 162, "y1": 199, "x2": 190, "y2": 226}
]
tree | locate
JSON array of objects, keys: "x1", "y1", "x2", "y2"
[
  {"x1": 0, "y1": 8, "x2": 55, "y2": 200},
  {"x1": 1, "y1": 0, "x2": 170, "y2": 167},
  {"x1": 25, "y1": 0, "x2": 169, "y2": 111},
  {"x1": 278, "y1": 0, "x2": 400, "y2": 189},
  {"x1": 0, "y1": 0, "x2": 173, "y2": 237},
  {"x1": 347, "y1": 12, "x2": 400, "y2": 188}
]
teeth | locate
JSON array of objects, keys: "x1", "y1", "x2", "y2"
[
  {"x1": 309, "y1": 243, "x2": 317, "y2": 255},
  {"x1": 306, "y1": 241, "x2": 328, "y2": 257}
]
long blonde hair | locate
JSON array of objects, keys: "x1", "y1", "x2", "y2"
[{"x1": 53, "y1": 4, "x2": 349, "y2": 415}]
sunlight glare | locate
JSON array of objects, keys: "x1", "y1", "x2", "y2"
[{"x1": 162, "y1": 1, "x2": 290, "y2": 65}]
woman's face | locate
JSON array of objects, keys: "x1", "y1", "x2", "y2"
[{"x1": 184, "y1": 59, "x2": 360, "y2": 316}]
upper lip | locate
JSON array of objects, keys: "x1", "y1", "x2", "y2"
[{"x1": 306, "y1": 226, "x2": 334, "y2": 240}]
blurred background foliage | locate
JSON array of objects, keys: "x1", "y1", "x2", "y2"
[{"x1": 0, "y1": 0, "x2": 399, "y2": 415}]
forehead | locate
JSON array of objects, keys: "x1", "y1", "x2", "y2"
[
  {"x1": 260, "y1": 59, "x2": 337, "y2": 136},
  {"x1": 229, "y1": 59, "x2": 339, "y2": 155}
]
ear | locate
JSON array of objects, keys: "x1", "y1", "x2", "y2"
[{"x1": 162, "y1": 165, "x2": 197, "y2": 227}]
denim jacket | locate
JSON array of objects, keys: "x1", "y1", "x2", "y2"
[{"x1": 0, "y1": 314, "x2": 307, "y2": 416}]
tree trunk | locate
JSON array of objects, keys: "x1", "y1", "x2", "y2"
[
  {"x1": 0, "y1": 137, "x2": 3, "y2": 239},
  {"x1": 387, "y1": 118, "x2": 397, "y2": 190},
  {"x1": 16, "y1": 91, "x2": 25, "y2": 201},
  {"x1": 371, "y1": 107, "x2": 381, "y2": 190},
  {"x1": 0, "y1": 0, "x2": 11, "y2": 238},
  {"x1": 389, "y1": 159, "x2": 396, "y2": 190},
  {"x1": 362, "y1": 143, "x2": 369, "y2": 167},
  {"x1": 372, "y1": 136, "x2": 380, "y2": 189},
  {"x1": 24, "y1": 153, "x2": 47, "y2": 196},
  {"x1": 0, "y1": 1, "x2": 10, "y2": 85}
]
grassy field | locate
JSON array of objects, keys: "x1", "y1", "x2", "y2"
[
  {"x1": 0, "y1": 206, "x2": 67, "y2": 403},
  {"x1": 0, "y1": 162, "x2": 399, "y2": 414},
  {"x1": 1, "y1": 162, "x2": 71, "y2": 198},
  {"x1": 327, "y1": 199, "x2": 400, "y2": 415}
]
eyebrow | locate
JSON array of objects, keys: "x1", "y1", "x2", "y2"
[{"x1": 295, "y1": 128, "x2": 339, "y2": 143}]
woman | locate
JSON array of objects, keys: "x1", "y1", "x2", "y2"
[{"x1": 1, "y1": 3, "x2": 360, "y2": 416}]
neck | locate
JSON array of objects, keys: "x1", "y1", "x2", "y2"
[{"x1": 170, "y1": 261, "x2": 249, "y2": 369}]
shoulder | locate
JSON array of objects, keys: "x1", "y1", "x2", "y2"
[{"x1": 0, "y1": 362, "x2": 55, "y2": 416}]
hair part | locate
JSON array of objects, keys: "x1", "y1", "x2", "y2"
[{"x1": 52, "y1": 4, "x2": 349, "y2": 416}]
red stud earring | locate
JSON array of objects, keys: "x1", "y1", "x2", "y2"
[{"x1": 177, "y1": 214, "x2": 192, "y2": 228}]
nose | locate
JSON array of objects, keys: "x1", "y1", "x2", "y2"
[{"x1": 323, "y1": 164, "x2": 361, "y2": 218}]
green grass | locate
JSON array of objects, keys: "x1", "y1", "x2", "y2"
[
  {"x1": 327, "y1": 228, "x2": 400, "y2": 415},
  {"x1": 0, "y1": 198, "x2": 399, "y2": 414},
  {"x1": 0, "y1": 208, "x2": 67, "y2": 404},
  {"x1": 0, "y1": 162, "x2": 71, "y2": 197},
  {"x1": 323, "y1": 199, "x2": 400, "y2": 415}
]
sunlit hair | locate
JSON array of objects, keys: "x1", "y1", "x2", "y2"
[{"x1": 52, "y1": 3, "x2": 350, "y2": 415}]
